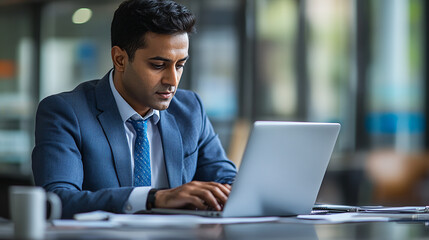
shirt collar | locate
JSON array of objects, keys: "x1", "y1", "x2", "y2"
[{"x1": 109, "y1": 69, "x2": 160, "y2": 124}]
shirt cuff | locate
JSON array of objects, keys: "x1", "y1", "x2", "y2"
[{"x1": 123, "y1": 187, "x2": 151, "y2": 213}]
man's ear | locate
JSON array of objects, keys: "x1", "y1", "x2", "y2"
[{"x1": 111, "y1": 46, "x2": 127, "y2": 72}]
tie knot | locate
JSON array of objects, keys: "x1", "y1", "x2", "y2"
[{"x1": 128, "y1": 118, "x2": 148, "y2": 132}]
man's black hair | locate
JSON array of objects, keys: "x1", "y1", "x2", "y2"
[{"x1": 111, "y1": 0, "x2": 196, "y2": 61}]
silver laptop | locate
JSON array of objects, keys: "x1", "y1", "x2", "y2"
[{"x1": 149, "y1": 121, "x2": 341, "y2": 217}]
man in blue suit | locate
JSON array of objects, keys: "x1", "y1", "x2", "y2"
[{"x1": 32, "y1": 0, "x2": 236, "y2": 219}]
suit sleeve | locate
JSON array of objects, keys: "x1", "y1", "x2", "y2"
[
  {"x1": 191, "y1": 92, "x2": 237, "y2": 184},
  {"x1": 32, "y1": 95, "x2": 133, "y2": 219}
]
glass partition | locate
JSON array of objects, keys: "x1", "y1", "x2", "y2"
[
  {"x1": 39, "y1": 0, "x2": 118, "y2": 99},
  {"x1": 366, "y1": 0, "x2": 425, "y2": 152},
  {"x1": 0, "y1": 5, "x2": 36, "y2": 175},
  {"x1": 254, "y1": 0, "x2": 298, "y2": 119},
  {"x1": 306, "y1": 0, "x2": 353, "y2": 154}
]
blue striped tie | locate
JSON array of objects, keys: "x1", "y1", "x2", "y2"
[{"x1": 129, "y1": 118, "x2": 151, "y2": 187}]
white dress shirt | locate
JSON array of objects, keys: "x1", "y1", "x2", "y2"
[{"x1": 109, "y1": 70, "x2": 169, "y2": 213}]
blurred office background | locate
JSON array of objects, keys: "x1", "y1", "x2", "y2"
[{"x1": 0, "y1": 0, "x2": 427, "y2": 216}]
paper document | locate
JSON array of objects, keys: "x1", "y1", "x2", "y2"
[
  {"x1": 361, "y1": 206, "x2": 429, "y2": 213},
  {"x1": 296, "y1": 212, "x2": 390, "y2": 224},
  {"x1": 110, "y1": 214, "x2": 279, "y2": 227},
  {"x1": 52, "y1": 220, "x2": 119, "y2": 228},
  {"x1": 314, "y1": 204, "x2": 429, "y2": 214},
  {"x1": 69, "y1": 211, "x2": 279, "y2": 228}
]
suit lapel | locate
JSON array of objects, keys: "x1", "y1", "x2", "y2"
[
  {"x1": 95, "y1": 73, "x2": 132, "y2": 187},
  {"x1": 159, "y1": 111, "x2": 183, "y2": 188}
]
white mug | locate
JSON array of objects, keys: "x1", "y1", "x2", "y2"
[{"x1": 9, "y1": 186, "x2": 62, "y2": 239}]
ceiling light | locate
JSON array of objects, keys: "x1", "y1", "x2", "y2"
[{"x1": 72, "y1": 8, "x2": 92, "y2": 24}]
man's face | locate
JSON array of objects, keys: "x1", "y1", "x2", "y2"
[{"x1": 113, "y1": 32, "x2": 189, "y2": 115}]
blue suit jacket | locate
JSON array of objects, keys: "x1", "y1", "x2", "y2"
[{"x1": 32, "y1": 72, "x2": 236, "y2": 218}]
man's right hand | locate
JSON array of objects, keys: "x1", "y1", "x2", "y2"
[{"x1": 154, "y1": 181, "x2": 231, "y2": 211}]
